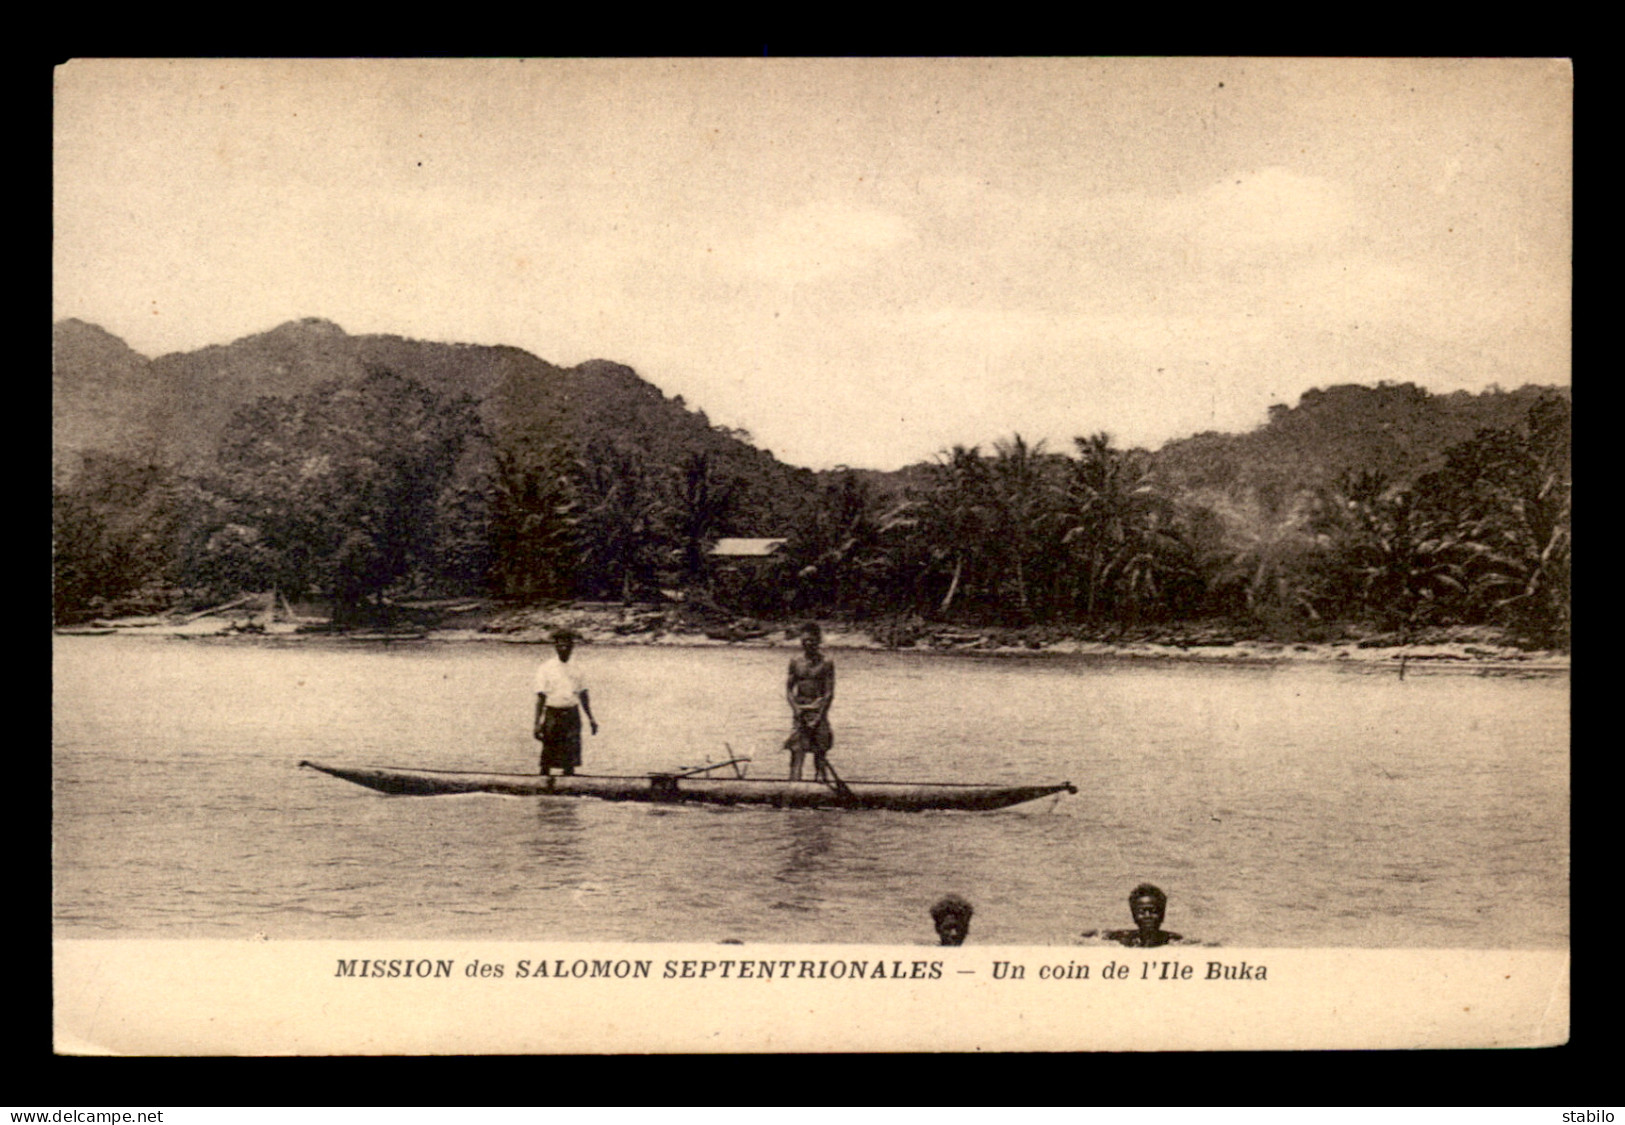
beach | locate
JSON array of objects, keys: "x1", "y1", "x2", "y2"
[{"x1": 57, "y1": 598, "x2": 1570, "y2": 676}]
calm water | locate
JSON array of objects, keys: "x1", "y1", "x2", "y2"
[{"x1": 52, "y1": 636, "x2": 1568, "y2": 947}]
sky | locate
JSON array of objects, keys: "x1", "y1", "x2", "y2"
[{"x1": 53, "y1": 58, "x2": 1572, "y2": 470}]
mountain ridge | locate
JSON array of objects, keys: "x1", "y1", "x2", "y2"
[
  {"x1": 53, "y1": 317, "x2": 817, "y2": 533},
  {"x1": 55, "y1": 316, "x2": 1568, "y2": 500}
]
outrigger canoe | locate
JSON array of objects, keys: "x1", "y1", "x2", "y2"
[{"x1": 298, "y1": 759, "x2": 1077, "y2": 812}]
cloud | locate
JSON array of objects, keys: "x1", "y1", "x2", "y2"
[
  {"x1": 883, "y1": 304, "x2": 1287, "y2": 368},
  {"x1": 1150, "y1": 167, "x2": 1355, "y2": 252},
  {"x1": 721, "y1": 199, "x2": 915, "y2": 283}
]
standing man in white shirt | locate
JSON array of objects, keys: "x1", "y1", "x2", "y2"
[{"x1": 533, "y1": 628, "x2": 599, "y2": 776}]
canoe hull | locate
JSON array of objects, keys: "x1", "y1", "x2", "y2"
[{"x1": 299, "y1": 760, "x2": 1076, "y2": 811}]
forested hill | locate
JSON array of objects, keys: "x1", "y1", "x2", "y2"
[
  {"x1": 1151, "y1": 381, "x2": 1569, "y2": 500},
  {"x1": 55, "y1": 317, "x2": 1567, "y2": 506},
  {"x1": 52, "y1": 317, "x2": 815, "y2": 531},
  {"x1": 52, "y1": 319, "x2": 168, "y2": 479}
]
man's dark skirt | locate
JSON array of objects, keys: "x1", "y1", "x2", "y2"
[{"x1": 539, "y1": 706, "x2": 583, "y2": 772}]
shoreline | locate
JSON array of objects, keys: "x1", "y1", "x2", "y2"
[{"x1": 55, "y1": 602, "x2": 1571, "y2": 676}]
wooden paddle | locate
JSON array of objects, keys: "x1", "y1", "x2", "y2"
[{"x1": 819, "y1": 754, "x2": 856, "y2": 802}]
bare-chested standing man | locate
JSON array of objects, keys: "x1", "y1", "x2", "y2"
[{"x1": 785, "y1": 622, "x2": 835, "y2": 781}]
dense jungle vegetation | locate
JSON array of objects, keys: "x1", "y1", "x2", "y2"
[{"x1": 52, "y1": 321, "x2": 1570, "y2": 648}]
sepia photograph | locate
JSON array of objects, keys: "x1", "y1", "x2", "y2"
[{"x1": 52, "y1": 57, "x2": 1570, "y2": 1054}]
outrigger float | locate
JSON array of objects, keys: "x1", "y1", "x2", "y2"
[{"x1": 298, "y1": 758, "x2": 1076, "y2": 812}]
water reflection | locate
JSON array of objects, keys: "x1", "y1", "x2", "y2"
[
  {"x1": 523, "y1": 800, "x2": 587, "y2": 885},
  {"x1": 768, "y1": 811, "x2": 837, "y2": 914}
]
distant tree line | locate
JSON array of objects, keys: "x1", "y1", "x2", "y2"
[{"x1": 51, "y1": 368, "x2": 1570, "y2": 648}]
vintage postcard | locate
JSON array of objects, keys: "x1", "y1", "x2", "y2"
[{"x1": 52, "y1": 57, "x2": 1570, "y2": 1054}]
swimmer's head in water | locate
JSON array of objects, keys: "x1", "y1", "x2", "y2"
[
  {"x1": 1129, "y1": 883, "x2": 1167, "y2": 929},
  {"x1": 931, "y1": 895, "x2": 974, "y2": 946}
]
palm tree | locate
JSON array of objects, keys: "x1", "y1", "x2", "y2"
[
  {"x1": 1200, "y1": 484, "x2": 1322, "y2": 624},
  {"x1": 1309, "y1": 470, "x2": 1468, "y2": 636},
  {"x1": 918, "y1": 445, "x2": 995, "y2": 616},
  {"x1": 1057, "y1": 433, "x2": 1191, "y2": 621},
  {"x1": 574, "y1": 440, "x2": 672, "y2": 604},
  {"x1": 489, "y1": 436, "x2": 578, "y2": 599},
  {"x1": 1419, "y1": 396, "x2": 1570, "y2": 643},
  {"x1": 990, "y1": 434, "x2": 1052, "y2": 622},
  {"x1": 787, "y1": 471, "x2": 910, "y2": 616},
  {"x1": 672, "y1": 451, "x2": 737, "y2": 586}
]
